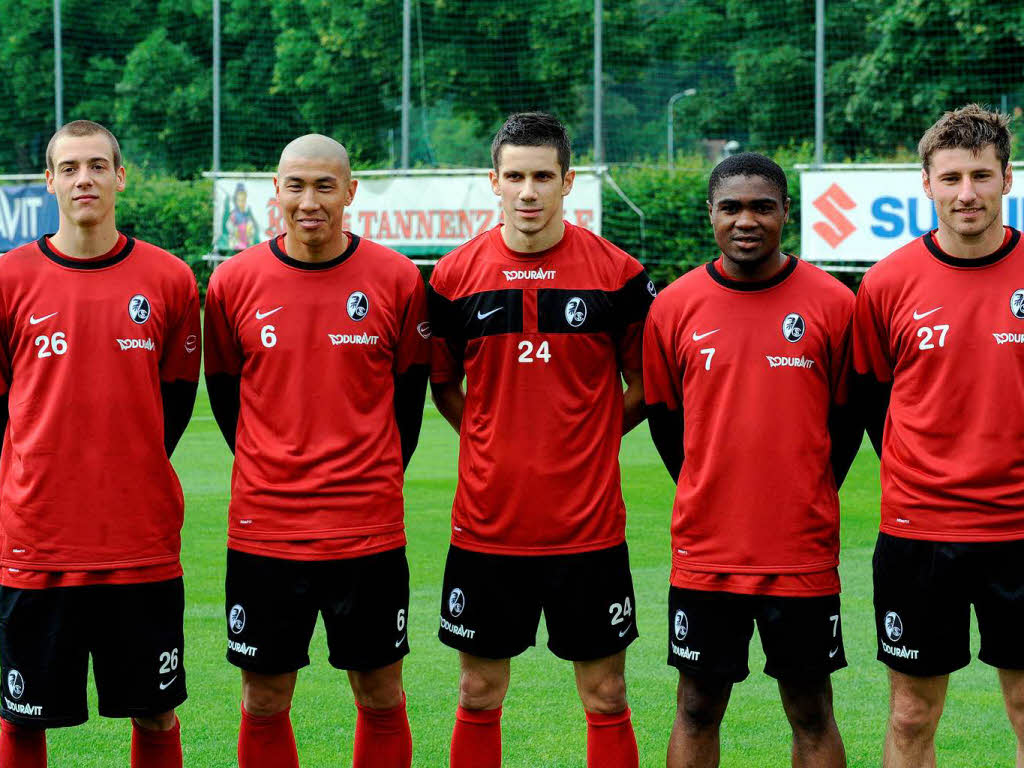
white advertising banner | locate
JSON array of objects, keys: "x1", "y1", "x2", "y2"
[
  {"x1": 801, "y1": 170, "x2": 1024, "y2": 263},
  {"x1": 213, "y1": 172, "x2": 601, "y2": 255}
]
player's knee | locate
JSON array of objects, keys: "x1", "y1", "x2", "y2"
[
  {"x1": 133, "y1": 710, "x2": 177, "y2": 731},
  {"x1": 889, "y1": 695, "x2": 942, "y2": 744},
  {"x1": 785, "y1": 699, "x2": 833, "y2": 739},
  {"x1": 676, "y1": 690, "x2": 726, "y2": 733},
  {"x1": 350, "y1": 666, "x2": 405, "y2": 710},
  {"x1": 242, "y1": 676, "x2": 295, "y2": 717},
  {"x1": 458, "y1": 668, "x2": 507, "y2": 710},
  {"x1": 578, "y1": 672, "x2": 628, "y2": 714}
]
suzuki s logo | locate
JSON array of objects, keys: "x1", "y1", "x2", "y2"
[
  {"x1": 673, "y1": 610, "x2": 689, "y2": 642},
  {"x1": 448, "y1": 588, "x2": 466, "y2": 618},
  {"x1": 128, "y1": 294, "x2": 151, "y2": 324},
  {"x1": 884, "y1": 611, "x2": 903, "y2": 642},
  {"x1": 1011, "y1": 289, "x2": 1024, "y2": 319},
  {"x1": 6, "y1": 671, "x2": 24, "y2": 700},
  {"x1": 812, "y1": 183, "x2": 856, "y2": 248},
  {"x1": 229, "y1": 605, "x2": 246, "y2": 635},
  {"x1": 565, "y1": 297, "x2": 587, "y2": 328},
  {"x1": 782, "y1": 313, "x2": 805, "y2": 342},
  {"x1": 347, "y1": 291, "x2": 369, "y2": 321}
]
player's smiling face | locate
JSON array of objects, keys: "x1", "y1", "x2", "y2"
[
  {"x1": 923, "y1": 144, "x2": 1011, "y2": 241},
  {"x1": 275, "y1": 155, "x2": 357, "y2": 255},
  {"x1": 45, "y1": 133, "x2": 125, "y2": 228},
  {"x1": 490, "y1": 144, "x2": 575, "y2": 253},
  {"x1": 708, "y1": 174, "x2": 790, "y2": 276}
]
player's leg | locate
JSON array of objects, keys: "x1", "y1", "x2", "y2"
[
  {"x1": 758, "y1": 593, "x2": 846, "y2": 767},
  {"x1": 322, "y1": 548, "x2": 411, "y2": 768},
  {"x1": 998, "y1": 670, "x2": 1024, "y2": 768},
  {"x1": 438, "y1": 545, "x2": 538, "y2": 768},
  {"x1": 664, "y1": 588, "x2": 752, "y2": 768},
  {"x1": 873, "y1": 534, "x2": 967, "y2": 767},
  {"x1": 225, "y1": 550, "x2": 318, "y2": 768},
  {"x1": 90, "y1": 579, "x2": 187, "y2": 768}
]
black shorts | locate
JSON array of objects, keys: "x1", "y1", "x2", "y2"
[
  {"x1": 0, "y1": 578, "x2": 187, "y2": 728},
  {"x1": 666, "y1": 587, "x2": 846, "y2": 683},
  {"x1": 873, "y1": 533, "x2": 1024, "y2": 676},
  {"x1": 438, "y1": 542, "x2": 638, "y2": 661},
  {"x1": 225, "y1": 547, "x2": 410, "y2": 674}
]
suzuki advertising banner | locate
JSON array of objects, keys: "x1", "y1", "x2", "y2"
[
  {"x1": 213, "y1": 172, "x2": 602, "y2": 255},
  {"x1": 0, "y1": 185, "x2": 59, "y2": 252},
  {"x1": 801, "y1": 169, "x2": 1024, "y2": 263}
]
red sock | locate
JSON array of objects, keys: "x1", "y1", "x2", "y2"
[
  {"x1": 450, "y1": 705, "x2": 501, "y2": 768},
  {"x1": 0, "y1": 718, "x2": 46, "y2": 768},
  {"x1": 130, "y1": 717, "x2": 182, "y2": 768},
  {"x1": 353, "y1": 694, "x2": 412, "y2": 768},
  {"x1": 238, "y1": 703, "x2": 299, "y2": 768},
  {"x1": 585, "y1": 708, "x2": 638, "y2": 768}
]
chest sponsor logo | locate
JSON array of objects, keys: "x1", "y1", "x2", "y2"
[
  {"x1": 881, "y1": 610, "x2": 919, "y2": 660},
  {"x1": 673, "y1": 610, "x2": 689, "y2": 642},
  {"x1": 565, "y1": 297, "x2": 587, "y2": 328},
  {"x1": 329, "y1": 332, "x2": 379, "y2": 346},
  {"x1": 912, "y1": 306, "x2": 942, "y2": 321},
  {"x1": 782, "y1": 312, "x2": 805, "y2": 342},
  {"x1": 766, "y1": 355, "x2": 815, "y2": 369},
  {"x1": 116, "y1": 338, "x2": 155, "y2": 351},
  {"x1": 28, "y1": 312, "x2": 57, "y2": 325},
  {"x1": 347, "y1": 291, "x2": 369, "y2": 321},
  {"x1": 503, "y1": 268, "x2": 556, "y2": 281},
  {"x1": 993, "y1": 332, "x2": 1024, "y2": 345},
  {"x1": 448, "y1": 588, "x2": 466, "y2": 618},
  {"x1": 128, "y1": 294, "x2": 151, "y2": 324},
  {"x1": 1011, "y1": 289, "x2": 1024, "y2": 319},
  {"x1": 255, "y1": 306, "x2": 283, "y2": 320},
  {"x1": 228, "y1": 604, "x2": 246, "y2": 634}
]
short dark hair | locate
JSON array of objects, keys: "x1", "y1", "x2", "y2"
[
  {"x1": 918, "y1": 103, "x2": 1012, "y2": 172},
  {"x1": 491, "y1": 112, "x2": 571, "y2": 176},
  {"x1": 708, "y1": 152, "x2": 788, "y2": 203},
  {"x1": 46, "y1": 120, "x2": 122, "y2": 172}
]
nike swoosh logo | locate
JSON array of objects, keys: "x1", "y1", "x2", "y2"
[
  {"x1": 618, "y1": 622, "x2": 633, "y2": 638},
  {"x1": 477, "y1": 308, "x2": 503, "y2": 320},
  {"x1": 395, "y1": 634, "x2": 406, "y2": 648},
  {"x1": 29, "y1": 312, "x2": 58, "y2": 325},
  {"x1": 255, "y1": 307, "x2": 283, "y2": 320},
  {"x1": 912, "y1": 307, "x2": 942, "y2": 320},
  {"x1": 159, "y1": 676, "x2": 178, "y2": 691},
  {"x1": 692, "y1": 329, "x2": 719, "y2": 341},
  {"x1": 828, "y1": 646, "x2": 839, "y2": 658}
]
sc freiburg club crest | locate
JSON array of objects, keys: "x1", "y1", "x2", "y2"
[
  {"x1": 6, "y1": 670, "x2": 24, "y2": 700},
  {"x1": 782, "y1": 312, "x2": 805, "y2": 342},
  {"x1": 347, "y1": 291, "x2": 369, "y2": 321},
  {"x1": 1011, "y1": 289, "x2": 1024, "y2": 319},
  {"x1": 229, "y1": 604, "x2": 246, "y2": 635},
  {"x1": 884, "y1": 611, "x2": 903, "y2": 642},
  {"x1": 565, "y1": 297, "x2": 587, "y2": 328},
  {"x1": 673, "y1": 610, "x2": 689, "y2": 642},
  {"x1": 128, "y1": 294, "x2": 151, "y2": 324},
  {"x1": 448, "y1": 588, "x2": 466, "y2": 618}
]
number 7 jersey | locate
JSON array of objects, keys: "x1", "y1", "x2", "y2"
[{"x1": 428, "y1": 223, "x2": 654, "y2": 555}]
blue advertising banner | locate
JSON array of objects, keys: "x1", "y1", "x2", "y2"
[{"x1": 0, "y1": 185, "x2": 59, "y2": 252}]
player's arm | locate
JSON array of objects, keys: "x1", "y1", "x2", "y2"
[
  {"x1": 159, "y1": 274, "x2": 202, "y2": 458},
  {"x1": 206, "y1": 373, "x2": 241, "y2": 454},
  {"x1": 826, "y1": 312, "x2": 864, "y2": 489},
  {"x1": 431, "y1": 379, "x2": 465, "y2": 434},
  {"x1": 621, "y1": 367, "x2": 645, "y2": 434},
  {"x1": 162, "y1": 380, "x2": 198, "y2": 458},
  {"x1": 392, "y1": 274, "x2": 432, "y2": 469},
  {"x1": 850, "y1": 276, "x2": 892, "y2": 459},
  {"x1": 203, "y1": 273, "x2": 244, "y2": 454},
  {"x1": 642, "y1": 302, "x2": 684, "y2": 483},
  {"x1": 647, "y1": 403, "x2": 684, "y2": 483},
  {"x1": 395, "y1": 365, "x2": 428, "y2": 468}
]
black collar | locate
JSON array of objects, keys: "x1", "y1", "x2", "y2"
[
  {"x1": 705, "y1": 253, "x2": 798, "y2": 291},
  {"x1": 924, "y1": 228, "x2": 1020, "y2": 268},
  {"x1": 38, "y1": 233, "x2": 135, "y2": 270},
  {"x1": 269, "y1": 233, "x2": 360, "y2": 270}
]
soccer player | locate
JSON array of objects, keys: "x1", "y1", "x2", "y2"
[
  {"x1": 428, "y1": 112, "x2": 653, "y2": 768},
  {"x1": 0, "y1": 120, "x2": 200, "y2": 768},
  {"x1": 203, "y1": 134, "x2": 429, "y2": 768},
  {"x1": 644, "y1": 153, "x2": 860, "y2": 768},
  {"x1": 852, "y1": 105, "x2": 1024, "y2": 767}
]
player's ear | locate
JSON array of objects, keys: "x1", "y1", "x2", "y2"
[
  {"x1": 115, "y1": 165, "x2": 126, "y2": 193},
  {"x1": 1003, "y1": 165, "x2": 1013, "y2": 195},
  {"x1": 921, "y1": 168, "x2": 933, "y2": 200},
  {"x1": 783, "y1": 196, "x2": 791, "y2": 224},
  {"x1": 45, "y1": 169, "x2": 55, "y2": 194},
  {"x1": 273, "y1": 176, "x2": 280, "y2": 198},
  {"x1": 489, "y1": 169, "x2": 500, "y2": 196},
  {"x1": 345, "y1": 178, "x2": 358, "y2": 206},
  {"x1": 561, "y1": 168, "x2": 575, "y2": 197},
  {"x1": 706, "y1": 199, "x2": 713, "y2": 222}
]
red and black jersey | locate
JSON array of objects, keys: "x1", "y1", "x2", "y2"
[
  {"x1": 852, "y1": 228, "x2": 1024, "y2": 542},
  {"x1": 203, "y1": 233, "x2": 429, "y2": 560},
  {"x1": 429, "y1": 223, "x2": 654, "y2": 555},
  {"x1": 0, "y1": 234, "x2": 200, "y2": 579},
  {"x1": 644, "y1": 256, "x2": 854, "y2": 595}
]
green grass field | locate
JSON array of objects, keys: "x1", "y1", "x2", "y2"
[{"x1": 45, "y1": 381, "x2": 1015, "y2": 766}]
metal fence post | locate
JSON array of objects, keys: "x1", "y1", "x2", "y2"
[
  {"x1": 53, "y1": 0, "x2": 63, "y2": 129},
  {"x1": 814, "y1": 0, "x2": 824, "y2": 166},
  {"x1": 401, "y1": 0, "x2": 411, "y2": 169},
  {"x1": 212, "y1": 0, "x2": 221, "y2": 173},
  {"x1": 593, "y1": 0, "x2": 602, "y2": 166}
]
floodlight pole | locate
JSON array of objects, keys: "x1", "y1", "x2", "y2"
[
  {"x1": 212, "y1": 0, "x2": 221, "y2": 173},
  {"x1": 814, "y1": 0, "x2": 825, "y2": 167},
  {"x1": 593, "y1": 0, "x2": 603, "y2": 167},
  {"x1": 667, "y1": 88, "x2": 696, "y2": 170},
  {"x1": 401, "y1": 0, "x2": 411, "y2": 169},
  {"x1": 53, "y1": 0, "x2": 63, "y2": 129}
]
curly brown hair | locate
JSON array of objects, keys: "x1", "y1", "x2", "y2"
[{"x1": 918, "y1": 104, "x2": 1011, "y2": 173}]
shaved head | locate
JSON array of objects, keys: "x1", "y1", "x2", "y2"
[{"x1": 278, "y1": 134, "x2": 350, "y2": 178}]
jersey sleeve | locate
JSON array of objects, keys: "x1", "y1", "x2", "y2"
[
  {"x1": 0, "y1": 287, "x2": 11, "y2": 397},
  {"x1": 160, "y1": 270, "x2": 201, "y2": 383},
  {"x1": 828, "y1": 295, "x2": 856, "y2": 406},
  {"x1": 851, "y1": 273, "x2": 893, "y2": 383},
  {"x1": 612, "y1": 262, "x2": 656, "y2": 372},
  {"x1": 393, "y1": 269, "x2": 430, "y2": 375},
  {"x1": 203, "y1": 270, "x2": 244, "y2": 377},
  {"x1": 427, "y1": 268, "x2": 464, "y2": 384},
  {"x1": 643, "y1": 300, "x2": 683, "y2": 411}
]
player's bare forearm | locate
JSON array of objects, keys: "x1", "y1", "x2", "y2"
[
  {"x1": 430, "y1": 379, "x2": 465, "y2": 434},
  {"x1": 394, "y1": 364, "x2": 429, "y2": 469},
  {"x1": 621, "y1": 368, "x2": 646, "y2": 434},
  {"x1": 206, "y1": 372, "x2": 241, "y2": 454},
  {"x1": 647, "y1": 402, "x2": 684, "y2": 483}
]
